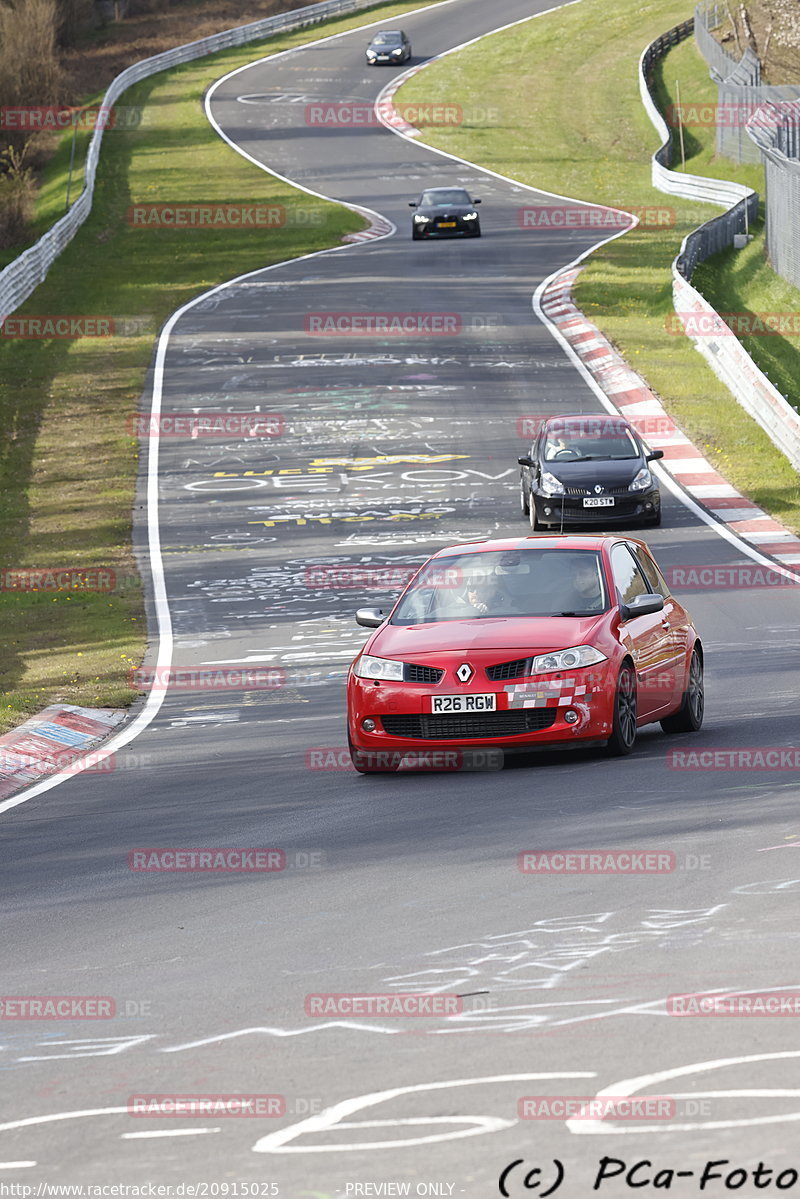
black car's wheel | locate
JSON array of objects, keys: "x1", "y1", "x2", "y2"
[
  {"x1": 529, "y1": 500, "x2": 544, "y2": 531},
  {"x1": 661, "y1": 648, "x2": 704, "y2": 734},
  {"x1": 348, "y1": 732, "x2": 398, "y2": 774},
  {"x1": 472, "y1": 226, "x2": 482, "y2": 237},
  {"x1": 645, "y1": 508, "x2": 662, "y2": 527},
  {"x1": 606, "y1": 662, "x2": 638, "y2": 756},
  {"x1": 412, "y1": 229, "x2": 422, "y2": 240},
  {"x1": 520, "y1": 480, "x2": 530, "y2": 516}
]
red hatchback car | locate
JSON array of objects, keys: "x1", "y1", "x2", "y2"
[{"x1": 346, "y1": 535, "x2": 703, "y2": 772}]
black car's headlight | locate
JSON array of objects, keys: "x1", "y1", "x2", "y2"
[
  {"x1": 413, "y1": 214, "x2": 431, "y2": 224},
  {"x1": 629, "y1": 467, "x2": 653, "y2": 492},
  {"x1": 462, "y1": 212, "x2": 479, "y2": 220},
  {"x1": 392, "y1": 47, "x2": 404, "y2": 55},
  {"x1": 540, "y1": 471, "x2": 565, "y2": 497}
]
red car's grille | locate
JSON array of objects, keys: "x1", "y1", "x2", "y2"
[
  {"x1": 381, "y1": 710, "x2": 557, "y2": 739},
  {"x1": 486, "y1": 658, "x2": 530, "y2": 681},
  {"x1": 405, "y1": 664, "x2": 445, "y2": 684}
]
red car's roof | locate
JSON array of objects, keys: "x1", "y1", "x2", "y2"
[{"x1": 428, "y1": 534, "x2": 648, "y2": 557}]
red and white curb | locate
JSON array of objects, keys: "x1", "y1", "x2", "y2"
[
  {"x1": 375, "y1": 65, "x2": 428, "y2": 137},
  {"x1": 0, "y1": 705, "x2": 124, "y2": 801},
  {"x1": 540, "y1": 267, "x2": 800, "y2": 569},
  {"x1": 342, "y1": 208, "x2": 395, "y2": 243}
]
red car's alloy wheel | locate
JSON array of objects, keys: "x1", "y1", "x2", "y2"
[{"x1": 607, "y1": 663, "x2": 637, "y2": 756}]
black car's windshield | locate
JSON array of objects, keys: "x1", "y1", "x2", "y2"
[
  {"x1": 392, "y1": 549, "x2": 609, "y2": 624},
  {"x1": 372, "y1": 31, "x2": 403, "y2": 44},
  {"x1": 543, "y1": 428, "x2": 640, "y2": 462},
  {"x1": 419, "y1": 189, "x2": 472, "y2": 207}
]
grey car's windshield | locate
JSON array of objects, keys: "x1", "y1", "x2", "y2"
[
  {"x1": 372, "y1": 31, "x2": 403, "y2": 44},
  {"x1": 392, "y1": 549, "x2": 608, "y2": 625},
  {"x1": 543, "y1": 428, "x2": 640, "y2": 461},
  {"x1": 419, "y1": 189, "x2": 472, "y2": 207}
]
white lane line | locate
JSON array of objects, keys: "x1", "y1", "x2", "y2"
[
  {"x1": 0, "y1": 1163, "x2": 37, "y2": 1169},
  {"x1": 121, "y1": 1128, "x2": 221, "y2": 1138},
  {"x1": 251, "y1": 1071, "x2": 595, "y2": 1153},
  {"x1": 568, "y1": 1049, "x2": 800, "y2": 1135}
]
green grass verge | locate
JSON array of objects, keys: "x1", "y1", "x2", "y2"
[
  {"x1": 395, "y1": 0, "x2": 800, "y2": 530},
  {"x1": 0, "y1": 0, "x2": 442, "y2": 735}
]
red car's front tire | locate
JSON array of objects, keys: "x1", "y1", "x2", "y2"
[{"x1": 606, "y1": 662, "x2": 638, "y2": 756}]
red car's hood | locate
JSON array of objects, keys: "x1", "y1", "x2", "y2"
[{"x1": 369, "y1": 615, "x2": 607, "y2": 657}]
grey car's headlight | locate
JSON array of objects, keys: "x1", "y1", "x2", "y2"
[
  {"x1": 629, "y1": 467, "x2": 653, "y2": 492},
  {"x1": 540, "y1": 471, "x2": 565, "y2": 497},
  {"x1": 530, "y1": 646, "x2": 607, "y2": 674},
  {"x1": 413, "y1": 214, "x2": 430, "y2": 223},
  {"x1": 353, "y1": 655, "x2": 405, "y2": 681}
]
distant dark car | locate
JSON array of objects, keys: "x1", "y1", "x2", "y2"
[
  {"x1": 410, "y1": 187, "x2": 482, "y2": 239},
  {"x1": 518, "y1": 414, "x2": 663, "y2": 530},
  {"x1": 366, "y1": 30, "x2": 412, "y2": 64}
]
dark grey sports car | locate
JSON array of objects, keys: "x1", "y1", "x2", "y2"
[
  {"x1": 366, "y1": 30, "x2": 412, "y2": 64},
  {"x1": 409, "y1": 187, "x2": 482, "y2": 239}
]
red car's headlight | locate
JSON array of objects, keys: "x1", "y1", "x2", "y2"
[
  {"x1": 531, "y1": 646, "x2": 607, "y2": 673},
  {"x1": 353, "y1": 654, "x2": 405, "y2": 682}
]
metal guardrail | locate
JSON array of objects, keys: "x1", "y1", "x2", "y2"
[
  {"x1": 0, "y1": 0, "x2": 375, "y2": 327},
  {"x1": 747, "y1": 101, "x2": 800, "y2": 293},
  {"x1": 694, "y1": 1, "x2": 800, "y2": 165},
  {"x1": 640, "y1": 23, "x2": 800, "y2": 473}
]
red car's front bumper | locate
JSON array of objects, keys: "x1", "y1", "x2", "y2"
[{"x1": 347, "y1": 661, "x2": 617, "y2": 757}]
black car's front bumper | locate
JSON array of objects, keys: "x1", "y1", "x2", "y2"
[
  {"x1": 532, "y1": 488, "x2": 660, "y2": 527},
  {"x1": 412, "y1": 220, "x2": 481, "y2": 238}
]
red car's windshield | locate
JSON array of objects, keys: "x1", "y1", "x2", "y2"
[{"x1": 392, "y1": 549, "x2": 609, "y2": 624}]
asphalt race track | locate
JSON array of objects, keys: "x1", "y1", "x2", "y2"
[{"x1": 2, "y1": 0, "x2": 800, "y2": 1192}]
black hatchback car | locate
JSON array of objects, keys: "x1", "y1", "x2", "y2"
[
  {"x1": 410, "y1": 187, "x2": 482, "y2": 239},
  {"x1": 518, "y1": 415, "x2": 663, "y2": 529},
  {"x1": 366, "y1": 29, "x2": 412, "y2": 64}
]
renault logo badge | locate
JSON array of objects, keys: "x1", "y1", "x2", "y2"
[
  {"x1": 594, "y1": 484, "x2": 603, "y2": 494},
  {"x1": 456, "y1": 663, "x2": 474, "y2": 683}
]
